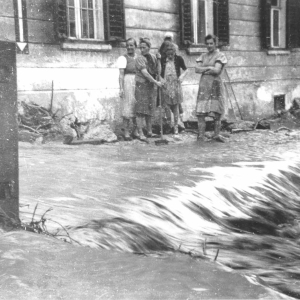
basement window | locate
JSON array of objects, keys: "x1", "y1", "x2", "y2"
[{"x1": 274, "y1": 94, "x2": 286, "y2": 111}]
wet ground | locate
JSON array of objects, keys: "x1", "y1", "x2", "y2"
[{"x1": 17, "y1": 129, "x2": 300, "y2": 299}]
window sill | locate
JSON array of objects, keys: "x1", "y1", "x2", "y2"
[
  {"x1": 61, "y1": 41, "x2": 112, "y2": 52},
  {"x1": 267, "y1": 49, "x2": 291, "y2": 56},
  {"x1": 185, "y1": 45, "x2": 207, "y2": 55}
]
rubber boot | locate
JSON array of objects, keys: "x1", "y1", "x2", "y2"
[
  {"x1": 213, "y1": 119, "x2": 225, "y2": 143},
  {"x1": 197, "y1": 116, "x2": 206, "y2": 141}
]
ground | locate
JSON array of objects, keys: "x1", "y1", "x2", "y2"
[{"x1": 1, "y1": 128, "x2": 300, "y2": 299}]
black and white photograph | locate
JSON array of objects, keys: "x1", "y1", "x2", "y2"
[{"x1": 1, "y1": 0, "x2": 300, "y2": 299}]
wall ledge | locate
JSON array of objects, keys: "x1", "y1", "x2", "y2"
[
  {"x1": 61, "y1": 42, "x2": 112, "y2": 52},
  {"x1": 267, "y1": 49, "x2": 291, "y2": 56},
  {"x1": 186, "y1": 46, "x2": 207, "y2": 55}
]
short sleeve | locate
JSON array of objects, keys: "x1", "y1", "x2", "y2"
[
  {"x1": 215, "y1": 52, "x2": 228, "y2": 66},
  {"x1": 117, "y1": 56, "x2": 127, "y2": 69},
  {"x1": 196, "y1": 54, "x2": 204, "y2": 63},
  {"x1": 135, "y1": 56, "x2": 147, "y2": 70}
]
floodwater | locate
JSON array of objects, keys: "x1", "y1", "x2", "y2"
[{"x1": 19, "y1": 131, "x2": 300, "y2": 298}]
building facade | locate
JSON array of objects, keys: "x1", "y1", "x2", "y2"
[{"x1": 1, "y1": 0, "x2": 300, "y2": 127}]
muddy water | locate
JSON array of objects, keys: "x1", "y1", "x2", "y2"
[{"x1": 19, "y1": 131, "x2": 300, "y2": 298}]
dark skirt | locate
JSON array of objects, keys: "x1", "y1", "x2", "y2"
[{"x1": 135, "y1": 81, "x2": 157, "y2": 116}]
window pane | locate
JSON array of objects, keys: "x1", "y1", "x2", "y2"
[
  {"x1": 88, "y1": 0, "x2": 93, "y2": 9},
  {"x1": 273, "y1": 10, "x2": 279, "y2": 47},
  {"x1": 68, "y1": 0, "x2": 75, "y2": 7},
  {"x1": 68, "y1": 7, "x2": 76, "y2": 37},
  {"x1": 271, "y1": 0, "x2": 278, "y2": 6},
  {"x1": 81, "y1": 9, "x2": 88, "y2": 38},
  {"x1": 197, "y1": 0, "x2": 206, "y2": 44},
  {"x1": 81, "y1": 0, "x2": 88, "y2": 9},
  {"x1": 88, "y1": 10, "x2": 94, "y2": 38}
]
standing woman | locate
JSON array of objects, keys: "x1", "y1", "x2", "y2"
[
  {"x1": 135, "y1": 38, "x2": 162, "y2": 141},
  {"x1": 117, "y1": 38, "x2": 138, "y2": 141},
  {"x1": 195, "y1": 34, "x2": 228, "y2": 141},
  {"x1": 161, "y1": 42, "x2": 188, "y2": 134}
]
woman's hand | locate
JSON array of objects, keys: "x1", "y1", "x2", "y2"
[
  {"x1": 156, "y1": 81, "x2": 162, "y2": 88},
  {"x1": 119, "y1": 89, "x2": 124, "y2": 98},
  {"x1": 178, "y1": 76, "x2": 184, "y2": 83}
]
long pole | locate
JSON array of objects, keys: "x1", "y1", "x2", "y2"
[{"x1": 224, "y1": 69, "x2": 243, "y2": 120}]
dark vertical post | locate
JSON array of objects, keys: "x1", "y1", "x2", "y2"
[{"x1": 0, "y1": 41, "x2": 19, "y2": 221}]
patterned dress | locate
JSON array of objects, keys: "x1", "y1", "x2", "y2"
[
  {"x1": 196, "y1": 49, "x2": 228, "y2": 117},
  {"x1": 135, "y1": 53, "x2": 158, "y2": 116},
  {"x1": 117, "y1": 54, "x2": 137, "y2": 118},
  {"x1": 162, "y1": 58, "x2": 183, "y2": 106}
]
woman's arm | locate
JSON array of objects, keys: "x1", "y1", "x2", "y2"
[
  {"x1": 178, "y1": 69, "x2": 188, "y2": 83},
  {"x1": 119, "y1": 69, "x2": 125, "y2": 97},
  {"x1": 195, "y1": 62, "x2": 209, "y2": 74},
  {"x1": 203, "y1": 62, "x2": 223, "y2": 76},
  {"x1": 141, "y1": 68, "x2": 162, "y2": 87}
]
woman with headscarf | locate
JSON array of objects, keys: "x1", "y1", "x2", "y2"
[
  {"x1": 160, "y1": 42, "x2": 188, "y2": 134},
  {"x1": 117, "y1": 38, "x2": 138, "y2": 140},
  {"x1": 135, "y1": 38, "x2": 162, "y2": 141},
  {"x1": 195, "y1": 34, "x2": 227, "y2": 142}
]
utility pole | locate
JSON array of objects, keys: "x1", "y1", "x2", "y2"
[{"x1": 0, "y1": 41, "x2": 19, "y2": 222}]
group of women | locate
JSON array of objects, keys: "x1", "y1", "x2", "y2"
[{"x1": 117, "y1": 34, "x2": 227, "y2": 142}]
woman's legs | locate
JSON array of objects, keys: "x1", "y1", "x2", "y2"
[
  {"x1": 197, "y1": 115, "x2": 206, "y2": 141},
  {"x1": 123, "y1": 117, "x2": 131, "y2": 139},
  {"x1": 145, "y1": 115, "x2": 153, "y2": 136},
  {"x1": 213, "y1": 113, "x2": 221, "y2": 138},
  {"x1": 170, "y1": 104, "x2": 179, "y2": 134},
  {"x1": 132, "y1": 117, "x2": 139, "y2": 137},
  {"x1": 136, "y1": 114, "x2": 147, "y2": 140}
]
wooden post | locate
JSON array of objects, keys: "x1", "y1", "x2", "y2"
[{"x1": 0, "y1": 41, "x2": 19, "y2": 222}]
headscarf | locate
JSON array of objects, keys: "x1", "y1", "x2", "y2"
[{"x1": 139, "y1": 37, "x2": 151, "y2": 48}]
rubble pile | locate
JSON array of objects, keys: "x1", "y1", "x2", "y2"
[{"x1": 18, "y1": 101, "x2": 63, "y2": 143}]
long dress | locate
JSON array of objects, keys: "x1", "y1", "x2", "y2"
[
  {"x1": 135, "y1": 53, "x2": 158, "y2": 116},
  {"x1": 117, "y1": 54, "x2": 137, "y2": 118},
  {"x1": 196, "y1": 49, "x2": 227, "y2": 117}
]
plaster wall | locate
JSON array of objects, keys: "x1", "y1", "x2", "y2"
[{"x1": 5, "y1": 0, "x2": 300, "y2": 125}]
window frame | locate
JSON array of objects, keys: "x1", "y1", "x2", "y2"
[{"x1": 66, "y1": 0, "x2": 105, "y2": 41}]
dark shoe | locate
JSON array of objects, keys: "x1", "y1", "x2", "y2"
[
  {"x1": 132, "y1": 134, "x2": 140, "y2": 140},
  {"x1": 124, "y1": 136, "x2": 133, "y2": 141}
]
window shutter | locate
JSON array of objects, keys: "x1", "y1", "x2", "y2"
[
  {"x1": 179, "y1": 0, "x2": 194, "y2": 45},
  {"x1": 261, "y1": 0, "x2": 271, "y2": 49},
  {"x1": 54, "y1": 0, "x2": 68, "y2": 41},
  {"x1": 213, "y1": 0, "x2": 229, "y2": 46},
  {"x1": 287, "y1": 0, "x2": 300, "y2": 48},
  {"x1": 103, "y1": 0, "x2": 126, "y2": 41}
]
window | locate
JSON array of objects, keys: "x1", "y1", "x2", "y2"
[
  {"x1": 286, "y1": 0, "x2": 300, "y2": 48},
  {"x1": 13, "y1": 0, "x2": 29, "y2": 53},
  {"x1": 271, "y1": 0, "x2": 286, "y2": 48},
  {"x1": 262, "y1": 0, "x2": 287, "y2": 49},
  {"x1": 191, "y1": 0, "x2": 213, "y2": 44},
  {"x1": 55, "y1": 0, "x2": 125, "y2": 43},
  {"x1": 180, "y1": 0, "x2": 229, "y2": 47},
  {"x1": 67, "y1": 0, "x2": 104, "y2": 40}
]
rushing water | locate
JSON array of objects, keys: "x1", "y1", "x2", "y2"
[{"x1": 19, "y1": 131, "x2": 300, "y2": 298}]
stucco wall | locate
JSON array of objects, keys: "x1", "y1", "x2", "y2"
[{"x1": 3, "y1": 0, "x2": 300, "y2": 125}]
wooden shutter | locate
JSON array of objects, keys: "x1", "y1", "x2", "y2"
[
  {"x1": 103, "y1": 0, "x2": 126, "y2": 41},
  {"x1": 180, "y1": 0, "x2": 194, "y2": 45},
  {"x1": 54, "y1": 0, "x2": 68, "y2": 41},
  {"x1": 287, "y1": 0, "x2": 300, "y2": 48},
  {"x1": 213, "y1": 0, "x2": 229, "y2": 46},
  {"x1": 261, "y1": 0, "x2": 271, "y2": 49}
]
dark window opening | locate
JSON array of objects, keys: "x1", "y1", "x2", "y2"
[{"x1": 274, "y1": 94, "x2": 286, "y2": 111}]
